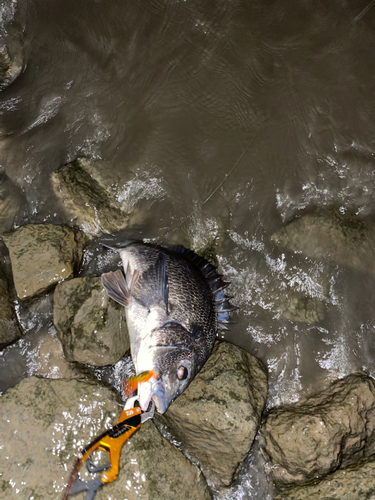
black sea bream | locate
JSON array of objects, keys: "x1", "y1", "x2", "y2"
[{"x1": 101, "y1": 242, "x2": 236, "y2": 413}]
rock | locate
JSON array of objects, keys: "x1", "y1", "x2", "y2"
[
  {"x1": 3, "y1": 224, "x2": 87, "y2": 300},
  {"x1": 0, "y1": 258, "x2": 21, "y2": 346},
  {"x1": 0, "y1": 0, "x2": 24, "y2": 90},
  {"x1": 275, "y1": 454, "x2": 375, "y2": 500},
  {"x1": 227, "y1": 248, "x2": 330, "y2": 325},
  {"x1": 76, "y1": 156, "x2": 119, "y2": 194},
  {"x1": 0, "y1": 172, "x2": 26, "y2": 234},
  {"x1": 0, "y1": 377, "x2": 211, "y2": 500},
  {"x1": 255, "y1": 271, "x2": 329, "y2": 325},
  {"x1": 261, "y1": 372, "x2": 375, "y2": 489},
  {"x1": 271, "y1": 207, "x2": 375, "y2": 275},
  {"x1": 0, "y1": 326, "x2": 78, "y2": 395},
  {"x1": 15, "y1": 290, "x2": 55, "y2": 335},
  {"x1": 278, "y1": 292, "x2": 326, "y2": 324},
  {"x1": 51, "y1": 158, "x2": 130, "y2": 236},
  {"x1": 30, "y1": 328, "x2": 78, "y2": 379},
  {"x1": 155, "y1": 341, "x2": 268, "y2": 489},
  {"x1": 0, "y1": 43, "x2": 23, "y2": 90},
  {"x1": 54, "y1": 275, "x2": 129, "y2": 366}
]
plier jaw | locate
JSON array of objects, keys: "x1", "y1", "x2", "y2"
[
  {"x1": 61, "y1": 395, "x2": 155, "y2": 500},
  {"x1": 124, "y1": 393, "x2": 156, "y2": 423},
  {"x1": 68, "y1": 475, "x2": 104, "y2": 500}
]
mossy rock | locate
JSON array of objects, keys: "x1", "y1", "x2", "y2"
[
  {"x1": 156, "y1": 341, "x2": 268, "y2": 489},
  {"x1": 54, "y1": 275, "x2": 129, "y2": 366},
  {"x1": 276, "y1": 454, "x2": 375, "y2": 500},
  {"x1": 51, "y1": 159, "x2": 130, "y2": 236},
  {"x1": 261, "y1": 372, "x2": 375, "y2": 489},
  {"x1": 3, "y1": 224, "x2": 87, "y2": 300}
]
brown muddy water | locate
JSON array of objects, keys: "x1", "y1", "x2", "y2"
[{"x1": 1, "y1": 0, "x2": 375, "y2": 498}]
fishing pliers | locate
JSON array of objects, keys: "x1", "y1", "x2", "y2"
[{"x1": 61, "y1": 394, "x2": 155, "y2": 500}]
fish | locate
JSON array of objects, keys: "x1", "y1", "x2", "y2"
[{"x1": 101, "y1": 242, "x2": 236, "y2": 414}]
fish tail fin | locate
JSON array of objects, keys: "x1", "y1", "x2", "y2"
[{"x1": 101, "y1": 268, "x2": 139, "y2": 307}]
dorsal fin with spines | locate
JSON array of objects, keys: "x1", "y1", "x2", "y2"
[{"x1": 166, "y1": 245, "x2": 238, "y2": 330}]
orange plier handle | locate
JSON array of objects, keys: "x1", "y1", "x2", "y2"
[
  {"x1": 86, "y1": 406, "x2": 142, "y2": 483},
  {"x1": 61, "y1": 406, "x2": 142, "y2": 500}
]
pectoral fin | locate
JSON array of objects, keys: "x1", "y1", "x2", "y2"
[{"x1": 101, "y1": 268, "x2": 139, "y2": 307}]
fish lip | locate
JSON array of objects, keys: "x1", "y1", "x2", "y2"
[{"x1": 138, "y1": 379, "x2": 168, "y2": 414}]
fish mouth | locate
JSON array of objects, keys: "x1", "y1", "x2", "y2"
[{"x1": 138, "y1": 378, "x2": 168, "y2": 414}]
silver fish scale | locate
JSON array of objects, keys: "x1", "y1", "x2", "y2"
[
  {"x1": 165, "y1": 257, "x2": 217, "y2": 334},
  {"x1": 124, "y1": 243, "x2": 217, "y2": 338}
]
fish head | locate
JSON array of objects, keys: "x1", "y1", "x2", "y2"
[
  {"x1": 136, "y1": 323, "x2": 206, "y2": 414},
  {"x1": 138, "y1": 354, "x2": 194, "y2": 414}
]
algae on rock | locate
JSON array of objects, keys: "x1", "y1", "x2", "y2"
[
  {"x1": 54, "y1": 275, "x2": 129, "y2": 366},
  {"x1": 275, "y1": 454, "x2": 375, "y2": 500},
  {"x1": 3, "y1": 223, "x2": 87, "y2": 300},
  {"x1": 261, "y1": 372, "x2": 375, "y2": 489},
  {"x1": 156, "y1": 341, "x2": 268, "y2": 489},
  {"x1": 0, "y1": 377, "x2": 211, "y2": 500},
  {"x1": 51, "y1": 158, "x2": 131, "y2": 236}
]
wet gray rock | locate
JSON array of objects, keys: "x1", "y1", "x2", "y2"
[
  {"x1": 15, "y1": 290, "x2": 55, "y2": 336},
  {"x1": 261, "y1": 372, "x2": 375, "y2": 489},
  {"x1": 236, "y1": 252, "x2": 330, "y2": 326},
  {"x1": 0, "y1": 377, "x2": 211, "y2": 500},
  {"x1": 0, "y1": 258, "x2": 21, "y2": 346},
  {"x1": 0, "y1": 44, "x2": 23, "y2": 90},
  {"x1": 0, "y1": 0, "x2": 24, "y2": 90},
  {"x1": 0, "y1": 172, "x2": 26, "y2": 234},
  {"x1": 275, "y1": 454, "x2": 375, "y2": 500},
  {"x1": 54, "y1": 275, "x2": 129, "y2": 366},
  {"x1": 3, "y1": 224, "x2": 87, "y2": 300},
  {"x1": 156, "y1": 341, "x2": 268, "y2": 489},
  {"x1": 271, "y1": 207, "x2": 375, "y2": 275},
  {"x1": 51, "y1": 158, "x2": 131, "y2": 236},
  {"x1": 258, "y1": 272, "x2": 329, "y2": 325},
  {"x1": 30, "y1": 328, "x2": 79, "y2": 380},
  {"x1": 278, "y1": 292, "x2": 326, "y2": 324}
]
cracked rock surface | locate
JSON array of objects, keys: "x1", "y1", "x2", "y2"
[
  {"x1": 54, "y1": 275, "x2": 129, "y2": 366},
  {"x1": 156, "y1": 341, "x2": 268, "y2": 489},
  {"x1": 3, "y1": 224, "x2": 87, "y2": 300},
  {"x1": 261, "y1": 372, "x2": 375, "y2": 489},
  {"x1": 51, "y1": 158, "x2": 131, "y2": 236},
  {"x1": 275, "y1": 454, "x2": 375, "y2": 500}
]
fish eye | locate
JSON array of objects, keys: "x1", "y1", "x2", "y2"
[{"x1": 177, "y1": 365, "x2": 189, "y2": 380}]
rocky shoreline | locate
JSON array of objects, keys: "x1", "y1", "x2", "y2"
[{"x1": 1, "y1": 164, "x2": 375, "y2": 498}]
